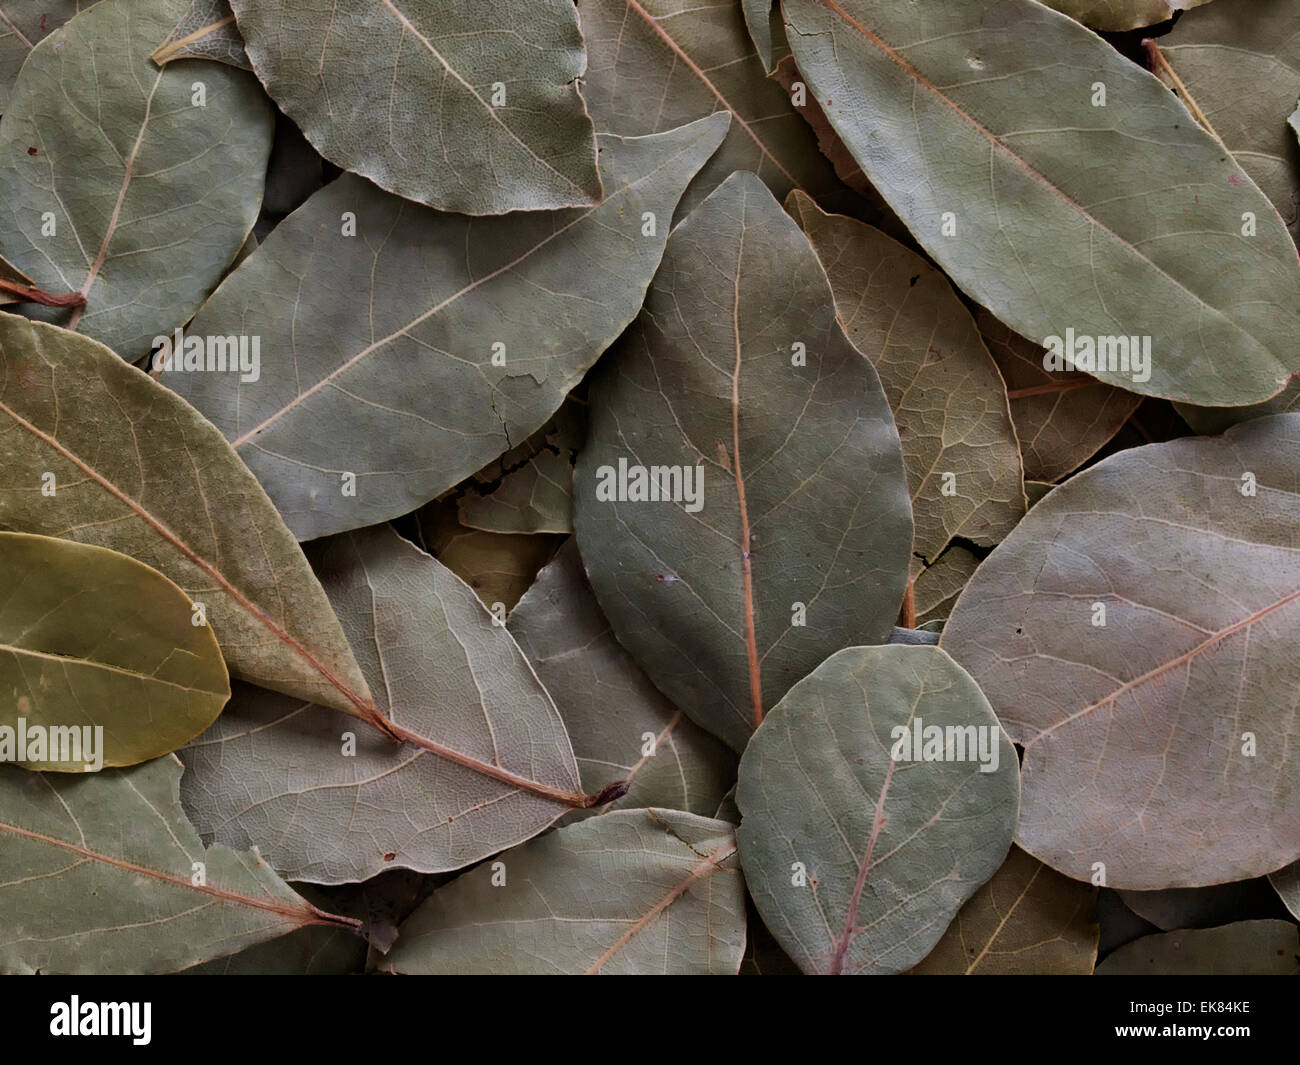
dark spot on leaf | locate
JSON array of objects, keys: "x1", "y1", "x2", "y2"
[{"x1": 27, "y1": 147, "x2": 37, "y2": 156}]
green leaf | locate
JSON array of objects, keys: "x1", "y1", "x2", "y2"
[
  {"x1": 229, "y1": 0, "x2": 601, "y2": 214},
  {"x1": 151, "y1": 0, "x2": 250, "y2": 69},
  {"x1": 1044, "y1": 0, "x2": 1216, "y2": 32},
  {"x1": 168, "y1": 116, "x2": 729, "y2": 541},
  {"x1": 0, "y1": 755, "x2": 359, "y2": 973},
  {"x1": 740, "y1": 0, "x2": 785, "y2": 72},
  {"x1": 180, "y1": 525, "x2": 589, "y2": 883},
  {"x1": 0, "y1": 532, "x2": 229, "y2": 770},
  {"x1": 0, "y1": 0, "x2": 272, "y2": 358},
  {"x1": 941, "y1": 413, "x2": 1300, "y2": 889},
  {"x1": 509, "y1": 541, "x2": 737, "y2": 818},
  {"x1": 781, "y1": 0, "x2": 1300, "y2": 405},
  {"x1": 1096, "y1": 919, "x2": 1300, "y2": 974},
  {"x1": 579, "y1": 0, "x2": 859, "y2": 219},
  {"x1": 384, "y1": 810, "x2": 746, "y2": 974},
  {"x1": 0, "y1": 0, "x2": 82, "y2": 115},
  {"x1": 574, "y1": 172, "x2": 912, "y2": 751},
  {"x1": 787, "y1": 191, "x2": 1025, "y2": 577},
  {"x1": 976, "y1": 308, "x2": 1141, "y2": 482},
  {"x1": 0, "y1": 312, "x2": 377, "y2": 724},
  {"x1": 179, "y1": 924, "x2": 366, "y2": 974},
  {"x1": 736, "y1": 645, "x2": 1019, "y2": 975},
  {"x1": 909, "y1": 847, "x2": 1098, "y2": 974}
]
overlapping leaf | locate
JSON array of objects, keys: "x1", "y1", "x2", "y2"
[
  {"x1": 737, "y1": 645, "x2": 1019, "y2": 975},
  {"x1": 0, "y1": 312, "x2": 375, "y2": 722},
  {"x1": 180, "y1": 525, "x2": 588, "y2": 883},
  {"x1": 0, "y1": 0, "x2": 81, "y2": 114},
  {"x1": 1045, "y1": 0, "x2": 1216, "y2": 31},
  {"x1": 384, "y1": 810, "x2": 746, "y2": 974},
  {"x1": 230, "y1": 0, "x2": 601, "y2": 214},
  {"x1": 1096, "y1": 920, "x2": 1300, "y2": 974},
  {"x1": 0, "y1": 0, "x2": 272, "y2": 358},
  {"x1": 169, "y1": 116, "x2": 728, "y2": 541},
  {"x1": 1118, "y1": 879, "x2": 1285, "y2": 930},
  {"x1": 782, "y1": 0, "x2": 1300, "y2": 405},
  {"x1": 942, "y1": 414, "x2": 1300, "y2": 889},
  {"x1": 152, "y1": 0, "x2": 250, "y2": 69},
  {"x1": 574, "y1": 171, "x2": 913, "y2": 752}
]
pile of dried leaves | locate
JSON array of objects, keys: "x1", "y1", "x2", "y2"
[{"x1": 1, "y1": 0, "x2": 1298, "y2": 976}]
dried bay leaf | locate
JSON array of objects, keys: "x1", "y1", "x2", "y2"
[
  {"x1": 0, "y1": 313, "x2": 378, "y2": 726},
  {"x1": 384, "y1": 810, "x2": 746, "y2": 974},
  {"x1": 782, "y1": 0, "x2": 1300, "y2": 406},
  {"x1": 171, "y1": 115, "x2": 729, "y2": 541},
  {"x1": 941, "y1": 414, "x2": 1300, "y2": 889},
  {"x1": 910, "y1": 847, "x2": 1098, "y2": 974},
  {"x1": 787, "y1": 192, "x2": 1025, "y2": 576},
  {"x1": 230, "y1": 0, "x2": 601, "y2": 215},
  {"x1": 1096, "y1": 919, "x2": 1300, "y2": 974},
  {"x1": 1119, "y1": 879, "x2": 1286, "y2": 931},
  {"x1": 912, "y1": 545, "x2": 981, "y2": 628},
  {"x1": 1271, "y1": 862, "x2": 1300, "y2": 920},
  {"x1": 1044, "y1": 0, "x2": 1216, "y2": 31},
  {"x1": 0, "y1": 0, "x2": 82, "y2": 115},
  {"x1": 510, "y1": 541, "x2": 737, "y2": 818},
  {"x1": 574, "y1": 172, "x2": 912, "y2": 752},
  {"x1": 180, "y1": 924, "x2": 366, "y2": 975},
  {"x1": 180, "y1": 525, "x2": 590, "y2": 883},
  {"x1": 0, "y1": 532, "x2": 229, "y2": 770},
  {"x1": 740, "y1": 0, "x2": 785, "y2": 72},
  {"x1": 0, "y1": 0, "x2": 272, "y2": 358},
  {"x1": 0, "y1": 755, "x2": 359, "y2": 973},
  {"x1": 152, "y1": 0, "x2": 250, "y2": 69},
  {"x1": 736, "y1": 645, "x2": 1019, "y2": 975}
]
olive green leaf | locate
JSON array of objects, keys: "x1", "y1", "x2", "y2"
[
  {"x1": 510, "y1": 541, "x2": 737, "y2": 819},
  {"x1": 913, "y1": 545, "x2": 981, "y2": 628},
  {"x1": 578, "y1": 0, "x2": 858, "y2": 218},
  {"x1": 384, "y1": 810, "x2": 746, "y2": 974},
  {"x1": 180, "y1": 525, "x2": 592, "y2": 883},
  {"x1": 574, "y1": 172, "x2": 912, "y2": 752},
  {"x1": 1119, "y1": 879, "x2": 1286, "y2": 931},
  {"x1": 0, "y1": 755, "x2": 359, "y2": 973},
  {"x1": 0, "y1": 312, "x2": 377, "y2": 726},
  {"x1": 1044, "y1": 0, "x2": 1215, "y2": 32},
  {"x1": 1024, "y1": 480, "x2": 1055, "y2": 507},
  {"x1": 169, "y1": 115, "x2": 728, "y2": 541},
  {"x1": 0, "y1": 0, "x2": 82, "y2": 115},
  {"x1": 229, "y1": 0, "x2": 600, "y2": 215},
  {"x1": 910, "y1": 847, "x2": 1098, "y2": 974},
  {"x1": 1096, "y1": 920, "x2": 1300, "y2": 974},
  {"x1": 180, "y1": 924, "x2": 367, "y2": 975},
  {"x1": 0, "y1": 0, "x2": 272, "y2": 359},
  {"x1": 151, "y1": 0, "x2": 250, "y2": 69},
  {"x1": 781, "y1": 0, "x2": 1300, "y2": 406},
  {"x1": 0, "y1": 532, "x2": 229, "y2": 770},
  {"x1": 975, "y1": 308, "x2": 1141, "y2": 483},
  {"x1": 1272, "y1": 862, "x2": 1300, "y2": 920},
  {"x1": 941, "y1": 414, "x2": 1300, "y2": 889},
  {"x1": 736, "y1": 645, "x2": 1019, "y2": 975},
  {"x1": 0, "y1": 251, "x2": 34, "y2": 307},
  {"x1": 456, "y1": 398, "x2": 585, "y2": 535},
  {"x1": 787, "y1": 191, "x2": 1025, "y2": 578}
]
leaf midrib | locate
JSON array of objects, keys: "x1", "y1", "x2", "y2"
[{"x1": 0, "y1": 640, "x2": 226, "y2": 696}]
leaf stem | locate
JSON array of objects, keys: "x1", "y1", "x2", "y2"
[{"x1": 0, "y1": 278, "x2": 87, "y2": 307}]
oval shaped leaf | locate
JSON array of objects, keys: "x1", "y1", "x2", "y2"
[
  {"x1": 230, "y1": 0, "x2": 601, "y2": 215},
  {"x1": 737, "y1": 644, "x2": 1019, "y2": 974},
  {"x1": 384, "y1": 810, "x2": 746, "y2": 974},
  {"x1": 1045, "y1": 0, "x2": 1215, "y2": 32},
  {"x1": 509, "y1": 540, "x2": 737, "y2": 818},
  {"x1": 152, "y1": 0, "x2": 250, "y2": 70},
  {"x1": 942, "y1": 413, "x2": 1300, "y2": 888},
  {"x1": 0, "y1": 532, "x2": 229, "y2": 770},
  {"x1": 0, "y1": 0, "x2": 80, "y2": 114},
  {"x1": 0, "y1": 312, "x2": 375, "y2": 723},
  {"x1": 781, "y1": 0, "x2": 1300, "y2": 405},
  {"x1": 169, "y1": 115, "x2": 729, "y2": 541},
  {"x1": 574, "y1": 171, "x2": 912, "y2": 751},
  {"x1": 0, "y1": 755, "x2": 358, "y2": 974},
  {"x1": 1119, "y1": 879, "x2": 1285, "y2": 931},
  {"x1": 0, "y1": 0, "x2": 272, "y2": 358},
  {"x1": 180, "y1": 525, "x2": 588, "y2": 883},
  {"x1": 1096, "y1": 919, "x2": 1300, "y2": 974}
]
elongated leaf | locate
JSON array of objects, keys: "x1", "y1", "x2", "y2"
[
  {"x1": 976, "y1": 308, "x2": 1141, "y2": 482},
  {"x1": 910, "y1": 847, "x2": 1098, "y2": 974},
  {"x1": 574, "y1": 172, "x2": 912, "y2": 751},
  {"x1": 0, "y1": 0, "x2": 272, "y2": 358},
  {"x1": 0, "y1": 532, "x2": 229, "y2": 770},
  {"x1": 230, "y1": 0, "x2": 601, "y2": 215},
  {"x1": 0, "y1": 755, "x2": 359, "y2": 973},
  {"x1": 1119, "y1": 879, "x2": 1285, "y2": 931},
  {"x1": 1096, "y1": 919, "x2": 1300, "y2": 974},
  {"x1": 578, "y1": 0, "x2": 857, "y2": 218},
  {"x1": 0, "y1": 0, "x2": 81, "y2": 114},
  {"x1": 941, "y1": 414, "x2": 1300, "y2": 889},
  {"x1": 510, "y1": 541, "x2": 737, "y2": 818},
  {"x1": 1271, "y1": 862, "x2": 1300, "y2": 920},
  {"x1": 152, "y1": 0, "x2": 250, "y2": 69},
  {"x1": 741, "y1": 0, "x2": 784, "y2": 72},
  {"x1": 169, "y1": 116, "x2": 728, "y2": 541},
  {"x1": 782, "y1": 0, "x2": 1300, "y2": 405},
  {"x1": 0, "y1": 312, "x2": 376, "y2": 723},
  {"x1": 385, "y1": 810, "x2": 746, "y2": 974},
  {"x1": 180, "y1": 525, "x2": 589, "y2": 883},
  {"x1": 1044, "y1": 0, "x2": 1215, "y2": 31},
  {"x1": 737, "y1": 645, "x2": 1019, "y2": 975},
  {"x1": 787, "y1": 191, "x2": 1024, "y2": 576}
]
